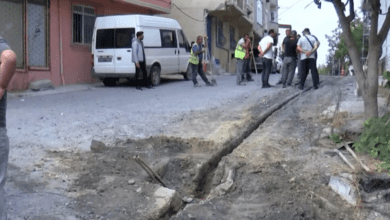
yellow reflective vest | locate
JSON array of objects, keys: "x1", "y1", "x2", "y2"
[
  {"x1": 189, "y1": 44, "x2": 199, "y2": 65},
  {"x1": 234, "y1": 42, "x2": 246, "y2": 59}
]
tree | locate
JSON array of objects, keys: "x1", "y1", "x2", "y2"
[
  {"x1": 315, "y1": 0, "x2": 390, "y2": 118},
  {"x1": 335, "y1": 17, "x2": 365, "y2": 60}
]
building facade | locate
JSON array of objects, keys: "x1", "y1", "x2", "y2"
[
  {"x1": 0, "y1": 0, "x2": 171, "y2": 91},
  {"x1": 162, "y1": 0, "x2": 278, "y2": 74}
]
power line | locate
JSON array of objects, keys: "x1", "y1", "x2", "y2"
[
  {"x1": 172, "y1": 3, "x2": 204, "y2": 22},
  {"x1": 279, "y1": 0, "x2": 307, "y2": 17}
]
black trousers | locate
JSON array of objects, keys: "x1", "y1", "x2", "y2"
[
  {"x1": 135, "y1": 61, "x2": 150, "y2": 86},
  {"x1": 300, "y1": 58, "x2": 319, "y2": 87},
  {"x1": 262, "y1": 58, "x2": 272, "y2": 86}
]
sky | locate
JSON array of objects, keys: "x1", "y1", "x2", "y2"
[{"x1": 277, "y1": 0, "x2": 362, "y2": 66}]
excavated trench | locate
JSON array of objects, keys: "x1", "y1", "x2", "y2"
[{"x1": 46, "y1": 89, "x2": 309, "y2": 219}]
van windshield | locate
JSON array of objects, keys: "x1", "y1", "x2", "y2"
[{"x1": 96, "y1": 28, "x2": 135, "y2": 49}]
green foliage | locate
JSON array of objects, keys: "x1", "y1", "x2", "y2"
[
  {"x1": 318, "y1": 66, "x2": 330, "y2": 75},
  {"x1": 330, "y1": 133, "x2": 342, "y2": 143},
  {"x1": 384, "y1": 71, "x2": 390, "y2": 81},
  {"x1": 354, "y1": 114, "x2": 390, "y2": 174},
  {"x1": 335, "y1": 23, "x2": 365, "y2": 59}
]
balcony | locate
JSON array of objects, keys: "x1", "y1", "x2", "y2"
[{"x1": 226, "y1": 0, "x2": 245, "y2": 14}]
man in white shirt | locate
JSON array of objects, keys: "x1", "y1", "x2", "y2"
[
  {"x1": 297, "y1": 28, "x2": 320, "y2": 90},
  {"x1": 258, "y1": 29, "x2": 276, "y2": 88}
]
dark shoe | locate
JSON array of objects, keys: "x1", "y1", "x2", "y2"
[
  {"x1": 194, "y1": 83, "x2": 201, "y2": 87},
  {"x1": 146, "y1": 85, "x2": 154, "y2": 89},
  {"x1": 276, "y1": 80, "x2": 282, "y2": 85},
  {"x1": 136, "y1": 86, "x2": 143, "y2": 91},
  {"x1": 247, "y1": 78, "x2": 254, "y2": 82},
  {"x1": 267, "y1": 84, "x2": 274, "y2": 87},
  {"x1": 298, "y1": 86, "x2": 303, "y2": 90},
  {"x1": 313, "y1": 86, "x2": 319, "y2": 90},
  {"x1": 237, "y1": 83, "x2": 246, "y2": 86},
  {"x1": 262, "y1": 85, "x2": 271, "y2": 88},
  {"x1": 206, "y1": 83, "x2": 214, "y2": 86},
  {"x1": 287, "y1": 83, "x2": 292, "y2": 86},
  {"x1": 282, "y1": 84, "x2": 286, "y2": 88}
]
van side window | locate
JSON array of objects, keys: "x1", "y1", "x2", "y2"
[
  {"x1": 160, "y1": 30, "x2": 177, "y2": 48},
  {"x1": 178, "y1": 30, "x2": 190, "y2": 52},
  {"x1": 96, "y1": 29, "x2": 115, "y2": 49},
  {"x1": 115, "y1": 28, "x2": 135, "y2": 49}
]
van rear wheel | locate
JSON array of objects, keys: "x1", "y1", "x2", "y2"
[
  {"x1": 150, "y1": 66, "x2": 161, "y2": 86},
  {"x1": 103, "y1": 78, "x2": 117, "y2": 87},
  {"x1": 183, "y1": 65, "x2": 191, "y2": 80}
]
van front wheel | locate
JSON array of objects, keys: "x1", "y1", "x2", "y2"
[
  {"x1": 103, "y1": 78, "x2": 117, "y2": 87},
  {"x1": 150, "y1": 66, "x2": 161, "y2": 86}
]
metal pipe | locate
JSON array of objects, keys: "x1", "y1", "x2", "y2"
[{"x1": 134, "y1": 155, "x2": 167, "y2": 187}]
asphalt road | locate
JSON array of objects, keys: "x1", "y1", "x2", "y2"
[{"x1": 5, "y1": 73, "x2": 290, "y2": 219}]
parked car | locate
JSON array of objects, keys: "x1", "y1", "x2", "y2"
[
  {"x1": 91, "y1": 15, "x2": 192, "y2": 86},
  {"x1": 274, "y1": 56, "x2": 283, "y2": 73}
]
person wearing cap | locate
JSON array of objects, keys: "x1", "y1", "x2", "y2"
[
  {"x1": 281, "y1": 30, "x2": 298, "y2": 88},
  {"x1": 132, "y1": 31, "x2": 153, "y2": 90},
  {"x1": 258, "y1": 29, "x2": 277, "y2": 88},
  {"x1": 0, "y1": 34, "x2": 17, "y2": 220},
  {"x1": 297, "y1": 28, "x2": 320, "y2": 90}
]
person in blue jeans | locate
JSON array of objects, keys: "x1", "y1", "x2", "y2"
[{"x1": 0, "y1": 34, "x2": 17, "y2": 220}]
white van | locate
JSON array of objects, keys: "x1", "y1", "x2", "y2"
[{"x1": 91, "y1": 15, "x2": 192, "y2": 86}]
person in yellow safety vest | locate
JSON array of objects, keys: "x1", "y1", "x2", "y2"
[
  {"x1": 189, "y1": 36, "x2": 213, "y2": 87},
  {"x1": 235, "y1": 35, "x2": 247, "y2": 86}
]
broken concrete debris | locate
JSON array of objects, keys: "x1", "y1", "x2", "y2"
[{"x1": 329, "y1": 174, "x2": 357, "y2": 205}]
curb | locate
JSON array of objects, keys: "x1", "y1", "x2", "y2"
[
  {"x1": 191, "y1": 86, "x2": 311, "y2": 193},
  {"x1": 7, "y1": 83, "x2": 101, "y2": 100}
]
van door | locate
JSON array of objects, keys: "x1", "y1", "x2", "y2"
[
  {"x1": 160, "y1": 29, "x2": 179, "y2": 73},
  {"x1": 177, "y1": 30, "x2": 191, "y2": 72},
  {"x1": 114, "y1": 28, "x2": 136, "y2": 74},
  {"x1": 95, "y1": 29, "x2": 115, "y2": 73}
]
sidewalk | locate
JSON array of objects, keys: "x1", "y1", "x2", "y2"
[{"x1": 7, "y1": 82, "x2": 103, "y2": 100}]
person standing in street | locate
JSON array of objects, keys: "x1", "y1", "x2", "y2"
[
  {"x1": 296, "y1": 34, "x2": 302, "y2": 81},
  {"x1": 281, "y1": 30, "x2": 298, "y2": 88},
  {"x1": 297, "y1": 28, "x2": 320, "y2": 90},
  {"x1": 0, "y1": 34, "x2": 17, "y2": 220},
  {"x1": 258, "y1": 29, "x2": 276, "y2": 88},
  {"x1": 242, "y1": 34, "x2": 254, "y2": 82},
  {"x1": 132, "y1": 31, "x2": 153, "y2": 90},
  {"x1": 277, "y1": 29, "x2": 292, "y2": 85},
  {"x1": 235, "y1": 34, "x2": 247, "y2": 86},
  {"x1": 189, "y1": 36, "x2": 213, "y2": 87}
]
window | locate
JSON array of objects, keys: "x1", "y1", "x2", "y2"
[
  {"x1": 178, "y1": 30, "x2": 190, "y2": 52},
  {"x1": 96, "y1": 28, "x2": 135, "y2": 49},
  {"x1": 115, "y1": 28, "x2": 135, "y2": 49},
  {"x1": 73, "y1": 5, "x2": 95, "y2": 44},
  {"x1": 216, "y1": 19, "x2": 226, "y2": 47},
  {"x1": 160, "y1": 30, "x2": 177, "y2": 48},
  {"x1": 96, "y1": 29, "x2": 115, "y2": 49},
  {"x1": 230, "y1": 27, "x2": 236, "y2": 50},
  {"x1": 257, "y1": 0, "x2": 263, "y2": 25},
  {"x1": 0, "y1": 0, "x2": 25, "y2": 68}
]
